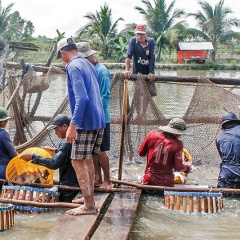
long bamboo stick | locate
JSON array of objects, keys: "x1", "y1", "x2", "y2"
[
  {"x1": 0, "y1": 179, "x2": 127, "y2": 193},
  {"x1": 118, "y1": 79, "x2": 128, "y2": 181},
  {"x1": 4, "y1": 61, "x2": 240, "y2": 85},
  {"x1": 110, "y1": 179, "x2": 240, "y2": 195},
  {"x1": 0, "y1": 198, "x2": 81, "y2": 208}
]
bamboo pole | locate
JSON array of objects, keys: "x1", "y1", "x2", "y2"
[
  {"x1": 0, "y1": 179, "x2": 125, "y2": 193},
  {"x1": 4, "y1": 61, "x2": 240, "y2": 86},
  {"x1": 118, "y1": 79, "x2": 128, "y2": 181},
  {"x1": 0, "y1": 198, "x2": 81, "y2": 209},
  {"x1": 111, "y1": 179, "x2": 240, "y2": 195}
]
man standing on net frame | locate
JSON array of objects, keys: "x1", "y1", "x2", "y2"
[
  {"x1": 124, "y1": 24, "x2": 157, "y2": 122},
  {"x1": 56, "y1": 38, "x2": 105, "y2": 215},
  {"x1": 77, "y1": 42, "x2": 112, "y2": 189}
]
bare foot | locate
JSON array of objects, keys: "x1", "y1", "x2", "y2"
[
  {"x1": 99, "y1": 181, "x2": 114, "y2": 189},
  {"x1": 66, "y1": 205, "x2": 98, "y2": 216},
  {"x1": 72, "y1": 196, "x2": 84, "y2": 204},
  {"x1": 94, "y1": 180, "x2": 102, "y2": 188}
]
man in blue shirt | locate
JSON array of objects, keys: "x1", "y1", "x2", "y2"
[
  {"x1": 77, "y1": 42, "x2": 112, "y2": 189},
  {"x1": 216, "y1": 111, "x2": 240, "y2": 188},
  {"x1": 57, "y1": 38, "x2": 105, "y2": 215},
  {"x1": 124, "y1": 24, "x2": 157, "y2": 122}
]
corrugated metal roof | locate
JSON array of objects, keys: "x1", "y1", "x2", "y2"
[{"x1": 178, "y1": 42, "x2": 214, "y2": 50}]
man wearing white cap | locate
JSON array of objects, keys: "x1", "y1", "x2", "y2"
[
  {"x1": 77, "y1": 42, "x2": 112, "y2": 189},
  {"x1": 56, "y1": 38, "x2": 105, "y2": 215},
  {"x1": 138, "y1": 118, "x2": 191, "y2": 187}
]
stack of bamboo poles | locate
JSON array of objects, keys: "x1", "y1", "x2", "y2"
[
  {"x1": 1, "y1": 185, "x2": 59, "y2": 213},
  {"x1": 164, "y1": 191, "x2": 223, "y2": 213},
  {"x1": 0, "y1": 203, "x2": 14, "y2": 231}
]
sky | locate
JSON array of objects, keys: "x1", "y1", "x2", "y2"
[{"x1": 1, "y1": 0, "x2": 240, "y2": 38}]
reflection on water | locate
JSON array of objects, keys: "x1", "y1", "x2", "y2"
[{"x1": 2, "y1": 69, "x2": 240, "y2": 239}]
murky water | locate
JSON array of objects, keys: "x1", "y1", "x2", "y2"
[{"x1": 2, "y1": 69, "x2": 240, "y2": 240}]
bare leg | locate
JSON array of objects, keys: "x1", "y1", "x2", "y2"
[
  {"x1": 98, "y1": 151, "x2": 112, "y2": 189},
  {"x1": 93, "y1": 155, "x2": 102, "y2": 187},
  {"x1": 67, "y1": 158, "x2": 97, "y2": 216}
]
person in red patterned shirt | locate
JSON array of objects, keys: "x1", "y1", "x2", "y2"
[{"x1": 138, "y1": 118, "x2": 192, "y2": 187}]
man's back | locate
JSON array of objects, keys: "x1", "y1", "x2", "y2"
[
  {"x1": 66, "y1": 56, "x2": 105, "y2": 130},
  {"x1": 216, "y1": 125, "x2": 240, "y2": 165}
]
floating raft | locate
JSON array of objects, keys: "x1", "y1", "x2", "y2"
[
  {"x1": 45, "y1": 188, "x2": 141, "y2": 240},
  {"x1": 1, "y1": 185, "x2": 59, "y2": 213},
  {"x1": 164, "y1": 191, "x2": 223, "y2": 213}
]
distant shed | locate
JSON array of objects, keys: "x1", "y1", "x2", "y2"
[{"x1": 177, "y1": 42, "x2": 214, "y2": 64}]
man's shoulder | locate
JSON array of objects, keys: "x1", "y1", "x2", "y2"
[
  {"x1": 147, "y1": 37, "x2": 155, "y2": 44},
  {"x1": 95, "y1": 62, "x2": 111, "y2": 75}
]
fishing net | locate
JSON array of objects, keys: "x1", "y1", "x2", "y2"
[{"x1": 1, "y1": 66, "x2": 240, "y2": 169}]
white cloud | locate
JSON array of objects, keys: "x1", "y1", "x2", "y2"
[{"x1": 1, "y1": 0, "x2": 240, "y2": 38}]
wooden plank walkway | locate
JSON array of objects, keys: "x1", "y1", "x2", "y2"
[
  {"x1": 44, "y1": 193, "x2": 110, "y2": 240},
  {"x1": 91, "y1": 188, "x2": 142, "y2": 240}
]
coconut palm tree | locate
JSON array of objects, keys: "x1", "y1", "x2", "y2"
[
  {"x1": 188, "y1": 0, "x2": 240, "y2": 61},
  {"x1": 76, "y1": 3, "x2": 123, "y2": 60},
  {"x1": 135, "y1": 0, "x2": 186, "y2": 61},
  {"x1": 0, "y1": 1, "x2": 14, "y2": 37},
  {"x1": 0, "y1": 1, "x2": 35, "y2": 41}
]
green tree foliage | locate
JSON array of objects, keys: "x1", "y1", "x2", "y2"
[
  {"x1": 187, "y1": 0, "x2": 240, "y2": 60},
  {"x1": 76, "y1": 3, "x2": 124, "y2": 60},
  {"x1": 0, "y1": 1, "x2": 35, "y2": 41}
]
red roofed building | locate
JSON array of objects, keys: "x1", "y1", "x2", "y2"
[{"x1": 177, "y1": 42, "x2": 214, "y2": 64}]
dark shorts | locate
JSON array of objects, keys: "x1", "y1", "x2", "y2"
[
  {"x1": 101, "y1": 123, "x2": 110, "y2": 152},
  {"x1": 71, "y1": 129, "x2": 104, "y2": 160}
]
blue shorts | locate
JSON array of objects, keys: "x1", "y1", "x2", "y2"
[
  {"x1": 101, "y1": 123, "x2": 110, "y2": 152},
  {"x1": 71, "y1": 129, "x2": 104, "y2": 160}
]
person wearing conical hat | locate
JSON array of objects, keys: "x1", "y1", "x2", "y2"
[
  {"x1": 138, "y1": 118, "x2": 192, "y2": 187},
  {"x1": 0, "y1": 107, "x2": 17, "y2": 181},
  {"x1": 216, "y1": 111, "x2": 240, "y2": 188}
]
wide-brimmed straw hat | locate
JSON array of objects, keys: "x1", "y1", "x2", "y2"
[
  {"x1": 0, "y1": 107, "x2": 11, "y2": 121},
  {"x1": 158, "y1": 118, "x2": 190, "y2": 135}
]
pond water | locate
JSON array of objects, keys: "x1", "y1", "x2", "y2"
[{"x1": 2, "y1": 69, "x2": 240, "y2": 240}]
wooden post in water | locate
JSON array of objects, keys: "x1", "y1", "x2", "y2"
[
  {"x1": 189, "y1": 196, "x2": 194, "y2": 213},
  {"x1": 204, "y1": 197, "x2": 208, "y2": 213},
  {"x1": 182, "y1": 196, "x2": 187, "y2": 212},
  {"x1": 176, "y1": 195, "x2": 181, "y2": 210},
  {"x1": 170, "y1": 195, "x2": 175, "y2": 210},
  {"x1": 118, "y1": 79, "x2": 128, "y2": 181},
  {"x1": 197, "y1": 197, "x2": 202, "y2": 213}
]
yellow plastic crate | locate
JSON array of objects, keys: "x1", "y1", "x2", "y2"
[{"x1": 6, "y1": 147, "x2": 54, "y2": 184}]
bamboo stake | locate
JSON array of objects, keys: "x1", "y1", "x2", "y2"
[
  {"x1": 209, "y1": 197, "x2": 214, "y2": 213},
  {"x1": 118, "y1": 79, "x2": 128, "y2": 181},
  {"x1": 176, "y1": 195, "x2": 181, "y2": 210},
  {"x1": 189, "y1": 196, "x2": 194, "y2": 213},
  {"x1": 182, "y1": 196, "x2": 187, "y2": 212},
  {"x1": 197, "y1": 197, "x2": 202, "y2": 213},
  {"x1": 204, "y1": 197, "x2": 208, "y2": 213},
  {"x1": 170, "y1": 195, "x2": 175, "y2": 210},
  {"x1": 0, "y1": 198, "x2": 81, "y2": 209}
]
